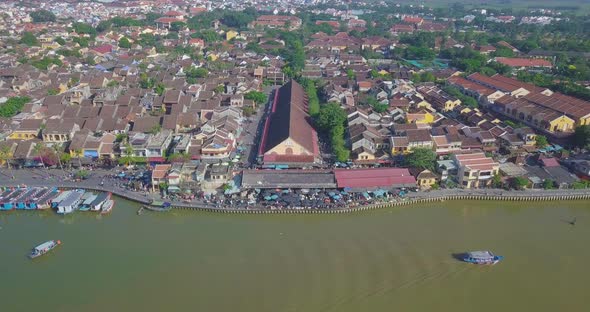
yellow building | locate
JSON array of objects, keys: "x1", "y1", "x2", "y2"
[
  {"x1": 406, "y1": 110, "x2": 435, "y2": 124},
  {"x1": 225, "y1": 30, "x2": 238, "y2": 41},
  {"x1": 416, "y1": 170, "x2": 438, "y2": 189},
  {"x1": 548, "y1": 115, "x2": 575, "y2": 132},
  {"x1": 8, "y1": 119, "x2": 43, "y2": 140}
]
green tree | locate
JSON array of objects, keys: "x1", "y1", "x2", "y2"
[
  {"x1": 30, "y1": 9, "x2": 56, "y2": 23},
  {"x1": 242, "y1": 106, "x2": 256, "y2": 117},
  {"x1": 0, "y1": 145, "x2": 14, "y2": 177},
  {"x1": 75, "y1": 169, "x2": 89, "y2": 180},
  {"x1": 574, "y1": 125, "x2": 590, "y2": 148},
  {"x1": 403, "y1": 148, "x2": 436, "y2": 171},
  {"x1": 510, "y1": 176, "x2": 529, "y2": 190},
  {"x1": 316, "y1": 102, "x2": 349, "y2": 162},
  {"x1": 33, "y1": 143, "x2": 46, "y2": 169},
  {"x1": 492, "y1": 46, "x2": 515, "y2": 57},
  {"x1": 155, "y1": 83, "x2": 166, "y2": 96},
  {"x1": 122, "y1": 143, "x2": 135, "y2": 166},
  {"x1": 118, "y1": 37, "x2": 131, "y2": 49},
  {"x1": 167, "y1": 152, "x2": 190, "y2": 164},
  {"x1": 535, "y1": 135, "x2": 549, "y2": 148},
  {"x1": 366, "y1": 96, "x2": 388, "y2": 113},
  {"x1": 60, "y1": 153, "x2": 72, "y2": 168},
  {"x1": 0, "y1": 96, "x2": 31, "y2": 117},
  {"x1": 139, "y1": 73, "x2": 155, "y2": 89},
  {"x1": 346, "y1": 69, "x2": 356, "y2": 79},
  {"x1": 20, "y1": 32, "x2": 38, "y2": 46},
  {"x1": 52, "y1": 144, "x2": 64, "y2": 170},
  {"x1": 543, "y1": 179, "x2": 555, "y2": 190},
  {"x1": 214, "y1": 84, "x2": 225, "y2": 94},
  {"x1": 170, "y1": 21, "x2": 186, "y2": 32},
  {"x1": 244, "y1": 91, "x2": 267, "y2": 104},
  {"x1": 302, "y1": 81, "x2": 320, "y2": 117},
  {"x1": 96, "y1": 20, "x2": 112, "y2": 33},
  {"x1": 73, "y1": 36, "x2": 90, "y2": 48},
  {"x1": 47, "y1": 89, "x2": 59, "y2": 96},
  {"x1": 186, "y1": 67, "x2": 208, "y2": 79},
  {"x1": 54, "y1": 37, "x2": 66, "y2": 45},
  {"x1": 492, "y1": 173, "x2": 503, "y2": 188},
  {"x1": 316, "y1": 102, "x2": 346, "y2": 131},
  {"x1": 149, "y1": 124, "x2": 162, "y2": 134},
  {"x1": 72, "y1": 22, "x2": 96, "y2": 36}
]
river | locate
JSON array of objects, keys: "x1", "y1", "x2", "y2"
[{"x1": 0, "y1": 198, "x2": 589, "y2": 312}]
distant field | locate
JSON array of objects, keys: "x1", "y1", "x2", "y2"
[{"x1": 391, "y1": 0, "x2": 590, "y2": 14}]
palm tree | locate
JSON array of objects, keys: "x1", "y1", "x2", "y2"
[
  {"x1": 123, "y1": 143, "x2": 135, "y2": 166},
  {"x1": 33, "y1": 143, "x2": 46, "y2": 170},
  {"x1": 0, "y1": 145, "x2": 14, "y2": 178},
  {"x1": 52, "y1": 144, "x2": 64, "y2": 171},
  {"x1": 73, "y1": 149, "x2": 83, "y2": 168}
]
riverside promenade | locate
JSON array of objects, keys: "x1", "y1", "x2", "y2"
[{"x1": 1, "y1": 172, "x2": 589, "y2": 214}]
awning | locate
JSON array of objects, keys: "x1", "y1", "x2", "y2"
[{"x1": 148, "y1": 157, "x2": 166, "y2": 163}]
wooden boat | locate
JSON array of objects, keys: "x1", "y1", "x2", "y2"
[
  {"x1": 461, "y1": 251, "x2": 503, "y2": 265},
  {"x1": 29, "y1": 240, "x2": 61, "y2": 259},
  {"x1": 90, "y1": 192, "x2": 111, "y2": 211},
  {"x1": 56, "y1": 189, "x2": 85, "y2": 214},
  {"x1": 144, "y1": 201, "x2": 172, "y2": 212},
  {"x1": 100, "y1": 199, "x2": 114, "y2": 214}
]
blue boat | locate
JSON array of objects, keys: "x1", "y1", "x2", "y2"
[
  {"x1": 461, "y1": 251, "x2": 503, "y2": 265},
  {"x1": 37, "y1": 188, "x2": 59, "y2": 209}
]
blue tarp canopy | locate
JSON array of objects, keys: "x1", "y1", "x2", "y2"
[{"x1": 373, "y1": 189, "x2": 387, "y2": 197}]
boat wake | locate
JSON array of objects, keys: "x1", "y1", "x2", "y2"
[{"x1": 319, "y1": 262, "x2": 469, "y2": 312}]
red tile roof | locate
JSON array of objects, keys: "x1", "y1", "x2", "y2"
[
  {"x1": 495, "y1": 57, "x2": 552, "y2": 68},
  {"x1": 403, "y1": 16, "x2": 423, "y2": 24},
  {"x1": 541, "y1": 157, "x2": 560, "y2": 167},
  {"x1": 155, "y1": 17, "x2": 182, "y2": 24},
  {"x1": 334, "y1": 168, "x2": 416, "y2": 189},
  {"x1": 91, "y1": 44, "x2": 113, "y2": 55}
]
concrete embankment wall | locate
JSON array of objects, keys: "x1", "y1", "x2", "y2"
[
  {"x1": 5, "y1": 183, "x2": 590, "y2": 214},
  {"x1": 155, "y1": 192, "x2": 590, "y2": 214}
]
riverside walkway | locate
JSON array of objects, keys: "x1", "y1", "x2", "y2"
[{"x1": 1, "y1": 177, "x2": 589, "y2": 214}]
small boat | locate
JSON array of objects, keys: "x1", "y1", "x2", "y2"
[
  {"x1": 100, "y1": 199, "x2": 114, "y2": 214},
  {"x1": 56, "y1": 189, "x2": 85, "y2": 214},
  {"x1": 78, "y1": 192, "x2": 97, "y2": 211},
  {"x1": 90, "y1": 192, "x2": 111, "y2": 211},
  {"x1": 461, "y1": 251, "x2": 503, "y2": 265},
  {"x1": 29, "y1": 240, "x2": 61, "y2": 259}
]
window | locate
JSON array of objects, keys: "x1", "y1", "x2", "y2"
[{"x1": 464, "y1": 172, "x2": 470, "y2": 177}]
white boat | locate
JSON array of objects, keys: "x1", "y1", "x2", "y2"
[
  {"x1": 29, "y1": 240, "x2": 61, "y2": 259},
  {"x1": 100, "y1": 199, "x2": 114, "y2": 214},
  {"x1": 56, "y1": 189, "x2": 85, "y2": 214},
  {"x1": 90, "y1": 192, "x2": 111, "y2": 211},
  {"x1": 461, "y1": 251, "x2": 504, "y2": 265}
]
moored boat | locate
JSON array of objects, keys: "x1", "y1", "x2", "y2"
[
  {"x1": 78, "y1": 192, "x2": 97, "y2": 211},
  {"x1": 29, "y1": 240, "x2": 61, "y2": 259},
  {"x1": 100, "y1": 199, "x2": 114, "y2": 214},
  {"x1": 56, "y1": 189, "x2": 85, "y2": 214},
  {"x1": 461, "y1": 251, "x2": 503, "y2": 265},
  {"x1": 37, "y1": 189, "x2": 59, "y2": 209},
  {"x1": 90, "y1": 192, "x2": 111, "y2": 211}
]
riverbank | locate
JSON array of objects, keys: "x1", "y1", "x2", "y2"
[{"x1": 2, "y1": 180, "x2": 589, "y2": 214}]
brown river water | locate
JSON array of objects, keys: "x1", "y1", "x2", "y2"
[{"x1": 0, "y1": 198, "x2": 589, "y2": 312}]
